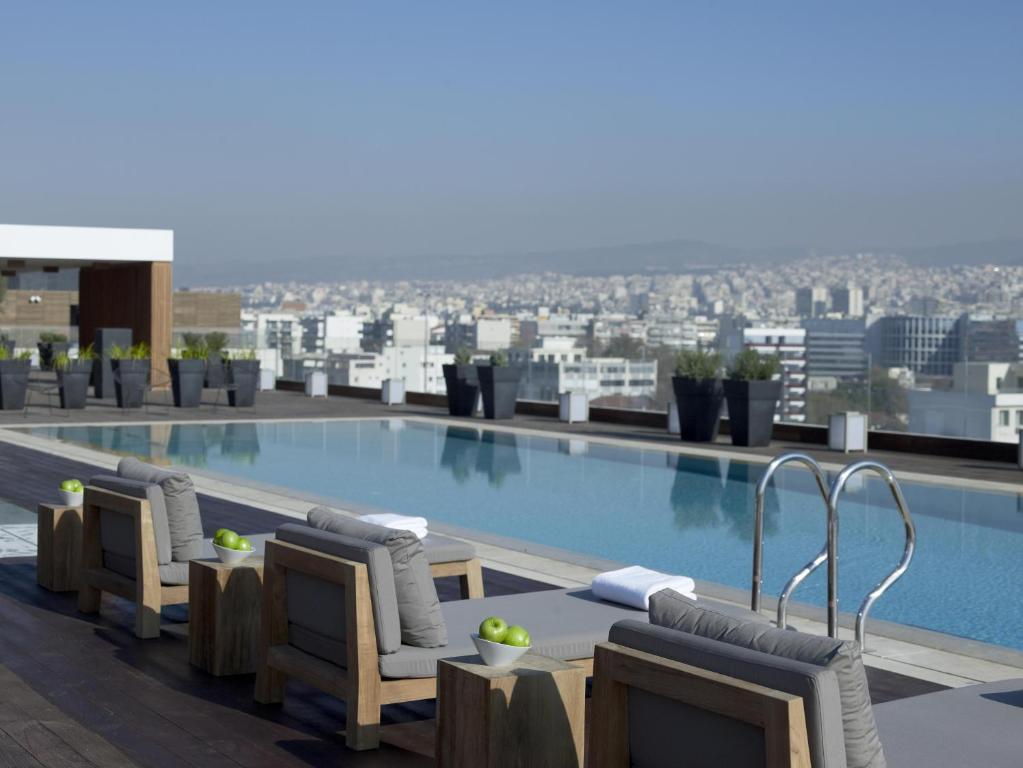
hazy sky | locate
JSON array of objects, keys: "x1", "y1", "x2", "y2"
[{"x1": 1, "y1": 2, "x2": 1020, "y2": 281}]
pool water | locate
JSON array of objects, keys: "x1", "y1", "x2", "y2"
[{"x1": 28, "y1": 419, "x2": 1023, "y2": 650}]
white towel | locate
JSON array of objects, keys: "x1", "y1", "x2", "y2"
[
  {"x1": 360, "y1": 513, "x2": 428, "y2": 540},
  {"x1": 591, "y1": 566, "x2": 696, "y2": 610}
]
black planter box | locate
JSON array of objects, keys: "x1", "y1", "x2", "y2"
[
  {"x1": 672, "y1": 376, "x2": 724, "y2": 442},
  {"x1": 37, "y1": 342, "x2": 69, "y2": 371},
  {"x1": 723, "y1": 379, "x2": 783, "y2": 447},
  {"x1": 169, "y1": 358, "x2": 205, "y2": 408},
  {"x1": 477, "y1": 365, "x2": 521, "y2": 420},
  {"x1": 112, "y1": 359, "x2": 150, "y2": 409},
  {"x1": 442, "y1": 364, "x2": 479, "y2": 416},
  {"x1": 0, "y1": 359, "x2": 30, "y2": 411},
  {"x1": 226, "y1": 360, "x2": 259, "y2": 407},
  {"x1": 57, "y1": 360, "x2": 93, "y2": 409},
  {"x1": 204, "y1": 352, "x2": 226, "y2": 389},
  {"x1": 93, "y1": 328, "x2": 132, "y2": 399}
]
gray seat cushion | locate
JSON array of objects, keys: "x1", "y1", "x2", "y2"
[
  {"x1": 103, "y1": 533, "x2": 272, "y2": 588},
  {"x1": 276, "y1": 523, "x2": 402, "y2": 655},
  {"x1": 421, "y1": 533, "x2": 476, "y2": 564},
  {"x1": 874, "y1": 678, "x2": 1023, "y2": 768},
  {"x1": 308, "y1": 507, "x2": 446, "y2": 648},
  {"x1": 377, "y1": 587, "x2": 647, "y2": 678},
  {"x1": 89, "y1": 475, "x2": 173, "y2": 566},
  {"x1": 650, "y1": 589, "x2": 885, "y2": 768},
  {"x1": 117, "y1": 457, "x2": 204, "y2": 563},
  {"x1": 609, "y1": 620, "x2": 847, "y2": 768}
]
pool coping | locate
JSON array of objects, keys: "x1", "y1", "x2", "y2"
[{"x1": 5, "y1": 415, "x2": 1023, "y2": 682}]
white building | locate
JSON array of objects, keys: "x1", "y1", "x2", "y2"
[
  {"x1": 288, "y1": 344, "x2": 454, "y2": 394},
  {"x1": 720, "y1": 322, "x2": 807, "y2": 423},
  {"x1": 243, "y1": 311, "x2": 303, "y2": 356},
  {"x1": 475, "y1": 316, "x2": 514, "y2": 351},
  {"x1": 908, "y1": 362, "x2": 1023, "y2": 443},
  {"x1": 510, "y1": 341, "x2": 657, "y2": 404},
  {"x1": 300, "y1": 312, "x2": 365, "y2": 355}
]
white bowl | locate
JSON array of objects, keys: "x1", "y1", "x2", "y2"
[
  {"x1": 471, "y1": 633, "x2": 531, "y2": 667},
  {"x1": 213, "y1": 542, "x2": 253, "y2": 566},
  {"x1": 59, "y1": 489, "x2": 84, "y2": 507}
]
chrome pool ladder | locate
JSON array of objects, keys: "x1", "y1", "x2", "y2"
[{"x1": 750, "y1": 453, "x2": 917, "y2": 649}]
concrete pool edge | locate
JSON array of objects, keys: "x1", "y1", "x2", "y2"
[{"x1": 4, "y1": 420, "x2": 1023, "y2": 685}]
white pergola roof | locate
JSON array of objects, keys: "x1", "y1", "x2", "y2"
[{"x1": 0, "y1": 224, "x2": 173, "y2": 272}]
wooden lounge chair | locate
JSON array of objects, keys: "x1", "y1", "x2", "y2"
[
  {"x1": 253, "y1": 523, "x2": 652, "y2": 750},
  {"x1": 590, "y1": 613, "x2": 1023, "y2": 767}
]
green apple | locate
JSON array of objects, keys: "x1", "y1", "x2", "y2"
[
  {"x1": 502, "y1": 625, "x2": 530, "y2": 647},
  {"x1": 237, "y1": 537, "x2": 253, "y2": 552},
  {"x1": 217, "y1": 530, "x2": 240, "y2": 550},
  {"x1": 478, "y1": 616, "x2": 508, "y2": 643},
  {"x1": 214, "y1": 528, "x2": 231, "y2": 544},
  {"x1": 60, "y1": 479, "x2": 82, "y2": 492}
]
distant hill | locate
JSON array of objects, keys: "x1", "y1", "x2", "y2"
[{"x1": 175, "y1": 236, "x2": 1023, "y2": 286}]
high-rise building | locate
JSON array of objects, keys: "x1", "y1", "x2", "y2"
[
  {"x1": 876, "y1": 315, "x2": 959, "y2": 376},
  {"x1": 957, "y1": 316, "x2": 1019, "y2": 363},
  {"x1": 795, "y1": 286, "x2": 829, "y2": 317},
  {"x1": 830, "y1": 284, "x2": 864, "y2": 317},
  {"x1": 802, "y1": 318, "x2": 868, "y2": 381}
]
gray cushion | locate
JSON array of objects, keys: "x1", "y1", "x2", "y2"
[
  {"x1": 378, "y1": 587, "x2": 648, "y2": 678},
  {"x1": 117, "y1": 457, "x2": 204, "y2": 563},
  {"x1": 421, "y1": 533, "x2": 476, "y2": 564},
  {"x1": 89, "y1": 475, "x2": 172, "y2": 566},
  {"x1": 308, "y1": 507, "x2": 446, "y2": 648},
  {"x1": 609, "y1": 620, "x2": 847, "y2": 768},
  {"x1": 874, "y1": 678, "x2": 1023, "y2": 768},
  {"x1": 650, "y1": 589, "x2": 885, "y2": 768},
  {"x1": 276, "y1": 523, "x2": 402, "y2": 655},
  {"x1": 102, "y1": 533, "x2": 271, "y2": 588}
]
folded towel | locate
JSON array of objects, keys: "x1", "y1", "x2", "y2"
[
  {"x1": 360, "y1": 513, "x2": 428, "y2": 540},
  {"x1": 591, "y1": 566, "x2": 696, "y2": 610}
]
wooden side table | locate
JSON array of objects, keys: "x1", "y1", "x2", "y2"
[
  {"x1": 437, "y1": 653, "x2": 586, "y2": 768},
  {"x1": 188, "y1": 557, "x2": 264, "y2": 676},
  {"x1": 37, "y1": 503, "x2": 83, "y2": 592}
]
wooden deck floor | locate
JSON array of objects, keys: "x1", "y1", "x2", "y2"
[{"x1": 0, "y1": 438, "x2": 947, "y2": 766}]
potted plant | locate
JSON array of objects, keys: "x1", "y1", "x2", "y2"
[
  {"x1": 37, "y1": 332, "x2": 70, "y2": 371},
  {"x1": 226, "y1": 349, "x2": 259, "y2": 407},
  {"x1": 477, "y1": 350, "x2": 521, "y2": 420},
  {"x1": 110, "y1": 342, "x2": 151, "y2": 409},
  {"x1": 169, "y1": 338, "x2": 207, "y2": 408},
  {"x1": 203, "y1": 331, "x2": 229, "y2": 388},
  {"x1": 54, "y1": 344, "x2": 97, "y2": 409},
  {"x1": 672, "y1": 349, "x2": 724, "y2": 442},
  {"x1": 722, "y1": 349, "x2": 782, "y2": 447},
  {"x1": 0, "y1": 334, "x2": 13, "y2": 359},
  {"x1": 0, "y1": 348, "x2": 31, "y2": 410},
  {"x1": 442, "y1": 347, "x2": 479, "y2": 417}
]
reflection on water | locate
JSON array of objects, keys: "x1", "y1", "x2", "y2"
[
  {"x1": 670, "y1": 456, "x2": 780, "y2": 541},
  {"x1": 475, "y1": 432, "x2": 521, "y2": 488},
  {"x1": 221, "y1": 423, "x2": 261, "y2": 465},
  {"x1": 440, "y1": 426, "x2": 479, "y2": 485}
]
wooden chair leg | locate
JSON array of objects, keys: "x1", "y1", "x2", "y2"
[
  {"x1": 254, "y1": 664, "x2": 286, "y2": 704},
  {"x1": 134, "y1": 581, "x2": 162, "y2": 639},
  {"x1": 77, "y1": 583, "x2": 102, "y2": 614},
  {"x1": 345, "y1": 675, "x2": 381, "y2": 751},
  {"x1": 460, "y1": 557, "x2": 485, "y2": 599}
]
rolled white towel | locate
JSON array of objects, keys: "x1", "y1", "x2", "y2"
[
  {"x1": 592, "y1": 566, "x2": 696, "y2": 610},
  {"x1": 360, "y1": 513, "x2": 428, "y2": 540}
]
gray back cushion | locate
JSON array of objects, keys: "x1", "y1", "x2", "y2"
[
  {"x1": 89, "y1": 474, "x2": 172, "y2": 566},
  {"x1": 276, "y1": 523, "x2": 402, "y2": 655},
  {"x1": 650, "y1": 589, "x2": 885, "y2": 768},
  {"x1": 118, "y1": 457, "x2": 204, "y2": 563},
  {"x1": 308, "y1": 506, "x2": 447, "y2": 648},
  {"x1": 609, "y1": 620, "x2": 847, "y2": 768}
]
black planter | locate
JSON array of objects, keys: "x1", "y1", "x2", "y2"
[
  {"x1": 442, "y1": 364, "x2": 479, "y2": 417},
  {"x1": 226, "y1": 359, "x2": 259, "y2": 407},
  {"x1": 672, "y1": 376, "x2": 724, "y2": 442},
  {"x1": 169, "y1": 358, "x2": 205, "y2": 408},
  {"x1": 204, "y1": 352, "x2": 226, "y2": 388},
  {"x1": 477, "y1": 365, "x2": 521, "y2": 420},
  {"x1": 0, "y1": 359, "x2": 30, "y2": 411},
  {"x1": 93, "y1": 328, "x2": 132, "y2": 399},
  {"x1": 57, "y1": 360, "x2": 93, "y2": 409},
  {"x1": 37, "y1": 342, "x2": 70, "y2": 371},
  {"x1": 723, "y1": 379, "x2": 783, "y2": 447},
  {"x1": 112, "y1": 359, "x2": 150, "y2": 409}
]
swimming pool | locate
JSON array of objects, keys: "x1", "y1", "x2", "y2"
[{"x1": 27, "y1": 418, "x2": 1023, "y2": 650}]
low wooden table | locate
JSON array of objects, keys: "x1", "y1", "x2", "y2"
[
  {"x1": 37, "y1": 503, "x2": 83, "y2": 592},
  {"x1": 436, "y1": 653, "x2": 586, "y2": 768},
  {"x1": 188, "y1": 557, "x2": 264, "y2": 676}
]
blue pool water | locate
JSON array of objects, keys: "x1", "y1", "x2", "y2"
[{"x1": 29, "y1": 419, "x2": 1023, "y2": 650}]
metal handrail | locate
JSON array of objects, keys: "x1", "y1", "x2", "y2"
[
  {"x1": 827, "y1": 460, "x2": 916, "y2": 648},
  {"x1": 751, "y1": 453, "x2": 831, "y2": 626}
]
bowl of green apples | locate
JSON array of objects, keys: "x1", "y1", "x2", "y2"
[
  {"x1": 58, "y1": 479, "x2": 84, "y2": 507},
  {"x1": 472, "y1": 616, "x2": 531, "y2": 667},
  {"x1": 212, "y1": 528, "x2": 254, "y2": 565}
]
